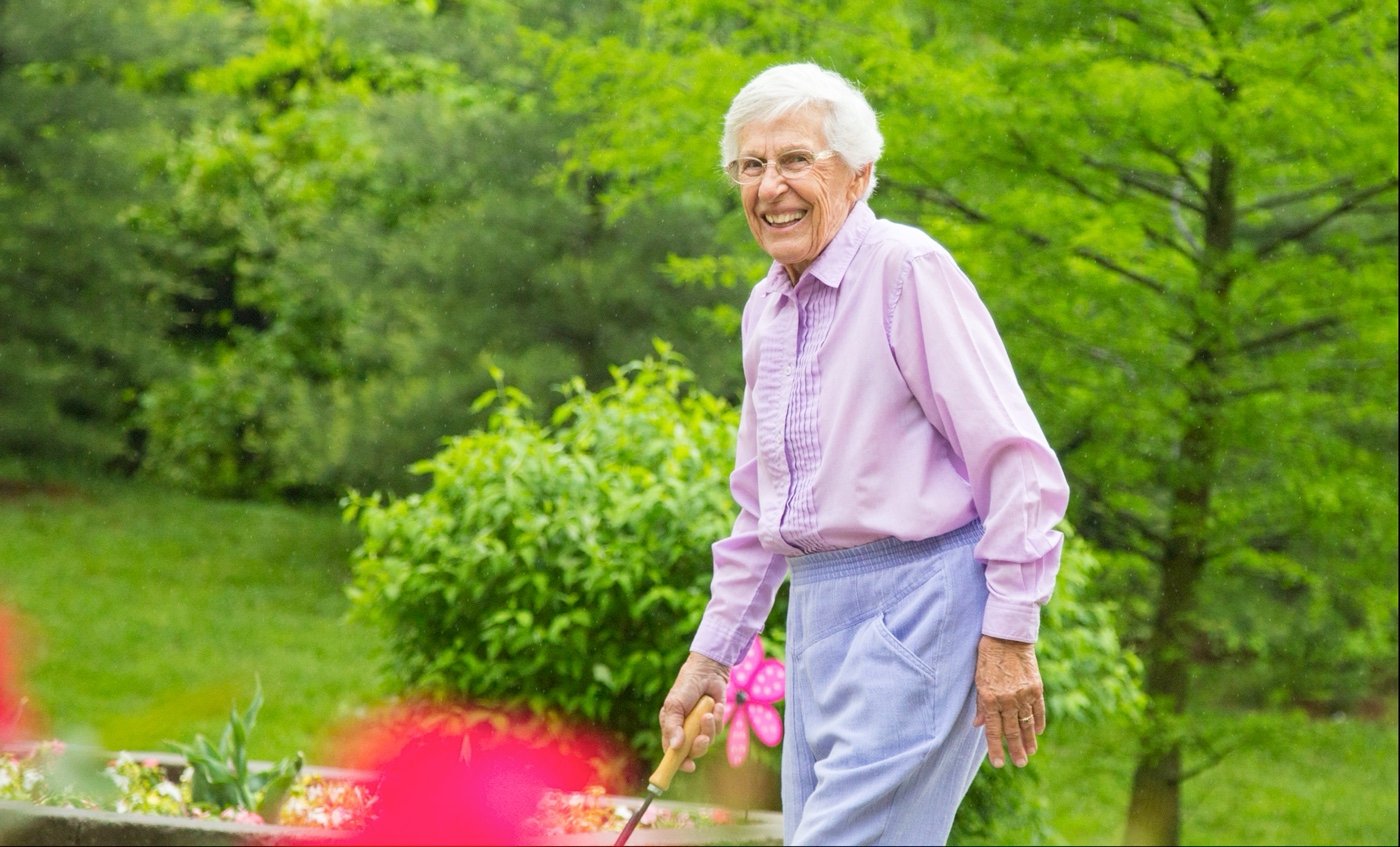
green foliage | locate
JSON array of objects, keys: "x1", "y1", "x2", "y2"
[
  {"x1": 167, "y1": 681, "x2": 304, "y2": 822},
  {"x1": 120, "y1": 0, "x2": 742, "y2": 496},
  {"x1": 539, "y1": 0, "x2": 1398, "y2": 726},
  {"x1": 947, "y1": 529, "x2": 1143, "y2": 845},
  {"x1": 1039, "y1": 529, "x2": 1145, "y2": 726},
  {"x1": 346, "y1": 344, "x2": 1140, "y2": 843},
  {"x1": 5, "y1": 1, "x2": 1395, "y2": 835},
  {"x1": 0, "y1": 0, "x2": 171, "y2": 467},
  {"x1": 950, "y1": 762, "x2": 1051, "y2": 846},
  {"x1": 345, "y1": 345, "x2": 742, "y2": 763},
  {"x1": 2, "y1": 0, "x2": 739, "y2": 493}
]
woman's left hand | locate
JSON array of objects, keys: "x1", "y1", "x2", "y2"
[{"x1": 973, "y1": 635, "x2": 1046, "y2": 768}]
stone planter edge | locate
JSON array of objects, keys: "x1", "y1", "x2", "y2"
[{"x1": 1, "y1": 745, "x2": 782, "y2": 846}]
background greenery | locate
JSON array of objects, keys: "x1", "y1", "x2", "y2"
[
  {"x1": 1, "y1": 481, "x2": 1395, "y2": 844},
  {"x1": 1, "y1": 0, "x2": 1395, "y2": 844}
]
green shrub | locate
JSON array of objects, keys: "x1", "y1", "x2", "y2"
[
  {"x1": 345, "y1": 343, "x2": 744, "y2": 765},
  {"x1": 346, "y1": 343, "x2": 1140, "y2": 843}
]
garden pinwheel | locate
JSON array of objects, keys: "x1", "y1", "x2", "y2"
[{"x1": 722, "y1": 635, "x2": 785, "y2": 767}]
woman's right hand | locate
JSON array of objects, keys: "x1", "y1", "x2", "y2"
[{"x1": 658, "y1": 652, "x2": 730, "y2": 772}]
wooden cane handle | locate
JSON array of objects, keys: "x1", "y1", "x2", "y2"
[{"x1": 649, "y1": 695, "x2": 717, "y2": 792}]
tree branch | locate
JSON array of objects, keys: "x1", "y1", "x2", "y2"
[
  {"x1": 1178, "y1": 736, "x2": 1243, "y2": 783},
  {"x1": 1079, "y1": 491, "x2": 1168, "y2": 553},
  {"x1": 1242, "y1": 177, "x2": 1358, "y2": 213},
  {"x1": 1142, "y1": 138, "x2": 1207, "y2": 198},
  {"x1": 881, "y1": 177, "x2": 1178, "y2": 296},
  {"x1": 1016, "y1": 309, "x2": 1142, "y2": 380},
  {"x1": 1045, "y1": 163, "x2": 1114, "y2": 205},
  {"x1": 1008, "y1": 132, "x2": 1116, "y2": 205},
  {"x1": 1072, "y1": 246, "x2": 1172, "y2": 295},
  {"x1": 1299, "y1": 3, "x2": 1363, "y2": 36},
  {"x1": 1255, "y1": 177, "x2": 1400, "y2": 259},
  {"x1": 1107, "y1": 51, "x2": 1219, "y2": 86},
  {"x1": 1082, "y1": 156, "x2": 1207, "y2": 212},
  {"x1": 1236, "y1": 315, "x2": 1343, "y2": 357},
  {"x1": 1189, "y1": 1, "x2": 1219, "y2": 38},
  {"x1": 1142, "y1": 223, "x2": 1200, "y2": 263}
]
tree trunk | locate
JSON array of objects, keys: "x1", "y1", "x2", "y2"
[
  {"x1": 1124, "y1": 743, "x2": 1183, "y2": 845},
  {"x1": 1124, "y1": 137, "x2": 1236, "y2": 845},
  {"x1": 1122, "y1": 429, "x2": 1211, "y2": 844}
]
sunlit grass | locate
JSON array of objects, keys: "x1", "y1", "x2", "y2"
[
  {"x1": 1038, "y1": 702, "x2": 1399, "y2": 846},
  {"x1": 0, "y1": 476, "x2": 387, "y2": 763}
]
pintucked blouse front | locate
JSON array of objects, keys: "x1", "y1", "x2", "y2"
[{"x1": 691, "y1": 201, "x2": 1070, "y2": 668}]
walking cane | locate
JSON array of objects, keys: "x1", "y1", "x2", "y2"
[{"x1": 613, "y1": 695, "x2": 716, "y2": 847}]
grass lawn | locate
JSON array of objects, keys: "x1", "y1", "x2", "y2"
[
  {"x1": 0, "y1": 476, "x2": 387, "y2": 763},
  {"x1": 2, "y1": 475, "x2": 1396, "y2": 845},
  {"x1": 1037, "y1": 703, "x2": 1399, "y2": 846}
]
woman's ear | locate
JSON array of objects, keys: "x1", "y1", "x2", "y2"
[{"x1": 848, "y1": 163, "x2": 872, "y2": 202}]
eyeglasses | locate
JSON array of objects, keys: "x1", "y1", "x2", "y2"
[{"x1": 724, "y1": 149, "x2": 838, "y2": 185}]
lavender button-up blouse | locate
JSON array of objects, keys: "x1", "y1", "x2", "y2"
[{"x1": 691, "y1": 202, "x2": 1070, "y2": 668}]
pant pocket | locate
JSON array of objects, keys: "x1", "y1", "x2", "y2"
[
  {"x1": 875, "y1": 559, "x2": 951, "y2": 686},
  {"x1": 799, "y1": 614, "x2": 938, "y2": 765}
]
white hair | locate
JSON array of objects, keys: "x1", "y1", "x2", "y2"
[{"x1": 721, "y1": 63, "x2": 884, "y2": 199}]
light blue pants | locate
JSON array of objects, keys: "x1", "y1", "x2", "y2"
[{"x1": 782, "y1": 522, "x2": 988, "y2": 846}]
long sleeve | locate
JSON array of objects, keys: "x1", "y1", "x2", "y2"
[
  {"x1": 690, "y1": 299, "x2": 791, "y2": 668},
  {"x1": 886, "y1": 248, "x2": 1069, "y2": 642}
]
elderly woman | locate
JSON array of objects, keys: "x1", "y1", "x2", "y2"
[{"x1": 658, "y1": 63, "x2": 1070, "y2": 845}]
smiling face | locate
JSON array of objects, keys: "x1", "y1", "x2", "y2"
[{"x1": 737, "y1": 110, "x2": 869, "y2": 282}]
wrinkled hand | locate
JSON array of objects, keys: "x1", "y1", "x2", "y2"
[
  {"x1": 659, "y1": 652, "x2": 729, "y2": 773},
  {"x1": 973, "y1": 635, "x2": 1046, "y2": 768}
]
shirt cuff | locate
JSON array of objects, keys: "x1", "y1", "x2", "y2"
[
  {"x1": 690, "y1": 617, "x2": 756, "y2": 668},
  {"x1": 982, "y1": 595, "x2": 1041, "y2": 643}
]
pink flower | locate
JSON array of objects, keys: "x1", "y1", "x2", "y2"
[{"x1": 722, "y1": 636, "x2": 784, "y2": 767}]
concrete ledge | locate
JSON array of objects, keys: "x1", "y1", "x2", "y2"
[
  {"x1": 0, "y1": 799, "x2": 343, "y2": 846},
  {"x1": 538, "y1": 797, "x2": 783, "y2": 846},
  {"x1": 1, "y1": 744, "x2": 781, "y2": 846},
  {"x1": 0, "y1": 797, "x2": 782, "y2": 847}
]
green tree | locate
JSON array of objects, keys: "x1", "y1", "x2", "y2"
[
  {"x1": 540, "y1": 1, "x2": 1398, "y2": 843},
  {"x1": 3, "y1": 0, "x2": 743, "y2": 492},
  {"x1": 870, "y1": 6, "x2": 1398, "y2": 842},
  {"x1": 127, "y1": 0, "x2": 456, "y2": 496},
  {"x1": 0, "y1": 0, "x2": 171, "y2": 470},
  {"x1": 124, "y1": 0, "x2": 739, "y2": 496}
]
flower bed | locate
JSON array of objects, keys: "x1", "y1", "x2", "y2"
[
  {"x1": 1, "y1": 742, "x2": 374, "y2": 831},
  {"x1": 0, "y1": 743, "x2": 782, "y2": 846}
]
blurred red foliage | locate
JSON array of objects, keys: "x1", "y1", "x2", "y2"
[
  {"x1": 1, "y1": 607, "x2": 41, "y2": 744},
  {"x1": 291, "y1": 701, "x2": 624, "y2": 846}
]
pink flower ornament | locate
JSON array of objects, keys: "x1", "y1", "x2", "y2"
[{"x1": 723, "y1": 636, "x2": 784, "y2": 766}]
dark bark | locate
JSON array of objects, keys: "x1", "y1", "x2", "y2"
[
  {"x1": 1122, "y1": 403, "x2": 1215, "y2": 845},
  {"x1": 1123, "y1": 137, "x2": 1235, "y2": 846}
]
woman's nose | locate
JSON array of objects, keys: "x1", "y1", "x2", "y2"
[{"x1": 757, "y1": 165, "x2": 788, "y2": 198}]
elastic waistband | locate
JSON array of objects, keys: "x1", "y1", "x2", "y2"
[{"x1": 787, "y1": 520, "x2": 984, "y2": 586}]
